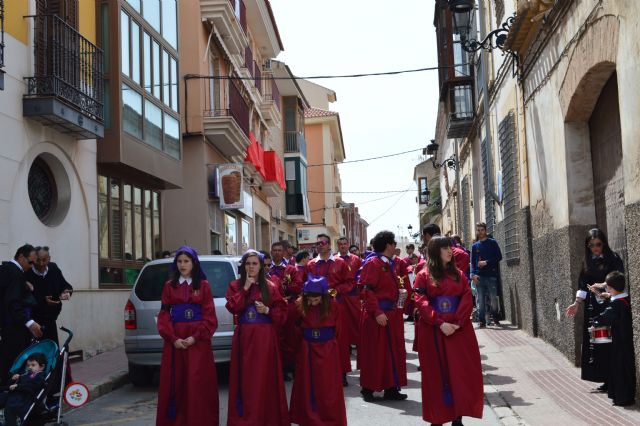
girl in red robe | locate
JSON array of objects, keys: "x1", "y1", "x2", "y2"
[
  {"x1": 225, "y1": 250, "x2": 289, "y2": 426},
  {"x1": 157, "y1": 246, "x2": 219, "y2": 426},
  {"x1": 414, "y1": 236, "x2": 483, "y2": 426},
  {"x1": 289, "y1": 275, "x2": 347, "y2": 426}
]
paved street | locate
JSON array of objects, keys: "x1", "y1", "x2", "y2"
[{"x1": 64, "y1": 325, "x2": 500, "y2": 425}]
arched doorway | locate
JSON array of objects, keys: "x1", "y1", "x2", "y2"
[{"x1": 588, "y1": 73, "x2": 626, "y2": 257}]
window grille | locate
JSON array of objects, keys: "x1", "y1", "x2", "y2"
[
  {"x1": 499, "y1": 111, "x2": 520, "y2": 264},
  {"x1": 481, "y1": 138, "x2": 495, "y2": 235},
  {"x1": 461, "y1": 175, "x2": 471, "y2": 246},
  {"x1": 494, "y1": 0, "x2": 505, "y2": 28}
]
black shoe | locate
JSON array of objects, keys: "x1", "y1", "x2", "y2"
[
  {"x1": 597, "y1": 383, "x2": 608, "y2": 392},
  {"x1": 283, "y1": 371, "x2": 293, "y2": 382},
  {"x1": 430, "y1": 424, "x2": 443, "y2": 426},
  {"x1": 342, "y1": 373, "x2": 348, "y2": 387},
  {"x1": 478, "y1": 323, "x2": 487, "y2": 329},
  {"x1": 417, "y1": 365, "x2": 421, "y2": 371},
  {"x1": 361, "y1": 389, "x2": 375, "y2": 402},
  {"x1": 383, "y1": 388, "x2": 408, "y2": 401},
  {"x1": 452, "y1": 417, "x2": 464, "y2": 426},
  {"x1": 493, "y1": 320, "x2": 501, "y2": 326},
  {"x1": 405, "y1": 315, "x2": 414, "y2": 322},
  {"x1": 613, "y1": 400, "x2": 635, "y2": 406}
]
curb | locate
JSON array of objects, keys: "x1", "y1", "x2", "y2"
[{"x1": 483, "y1": 376, "x2": 529, "y2": 426}]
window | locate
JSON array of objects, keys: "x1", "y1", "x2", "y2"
[
  {"x1": 122, "y1": 83, "x2": 143, "y2": 139},
  {"x1": 143, "y1": 0, "x2": 160, "y2": 30},
  {"x1": 152, "y1": 40, "x2": 161, "y2": 98},
  {"x1": 499, "y1": 111, "x2": 520, "y2": 264},
  {"x1": 170, "y1": 57, "x2": 178, "y2": 111},
  {"x1": 162, "y1": 0, "x2": 177, "y2": 49},
  {"x1": 143, "y1": 33, "x2": 151, "y2": 93},
  {"x1": 125, "y1": 0, "x2": 140, "y2": 13},
  {"x1": 164, "y1": 113, "x2": 180, "y2": 159},
  {"x1": 225, "y1": 213, "x2": 237, "y2": 255},
  {"x1": 453, "y1": 34, "x2": 470, "y2": 78},
  {"x1": 28, "y1": 158, "x2": 57, "y2": 222},
  {"x1": 451, "y1": 84, "x2": 473, "y2": 120},
  {"x1": 481, "y1": 138, "x2": 495, "y2": 235},
  {"x1": 163, "y1": 49, "x2": 170, "y2": 105},
  {"x1": 144, "y1": 99, "x2": 163, "y2": 149},
  {"x1": 131, "y1": 20, "x2": 140, "y2": 84},
  {"x1": 121, "y1": 10, "x2": 130, "y2": 77},
  {"x1": 418, "y1": 177, "x2": 429, "y2": 204},
  {"x1": 242, "y1": 219, "x2": 251, "y2": 252},
  {"x1": 98, "y1": 174, "x2": 162, "y2": 286}
]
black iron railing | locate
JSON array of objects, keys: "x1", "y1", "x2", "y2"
[
  {"x1": 284, "y1": 131, "x2": 306, "y2": 157},
  {"x1": 24, "y1": 14, "x2": 104, "y2": 120},
  {"x1": 0, "y1": 0, "x2": 5, "y2": 70}
]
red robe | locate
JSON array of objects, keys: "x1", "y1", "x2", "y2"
[
  {"x1": 289, "y1": 299, "x2": 347, "y2": 426},
  {"x1": 225, "y1": 279, "x2": 289, "y2": 426},
  {"x1": 452, "y1": 247, "x2": 470, "y2": 277},
  {"x1": 306, "y1": 256, "x2": 352, "y2": 373},
  {"x1": 357, "y1": 256, "x2": 408, "y2": 391},
  {"x1": 334, "y1": 253, "x2": 363, "y2": 346},
  {"x1": 414, "y1": 268, "x2": 483, "y2": 424},
  {"x1": 157, "y1": 280, "x2": 219, "y2": 426},
  {"x1": 271, "y1": 260, "x2": 304, "y2": 368}
]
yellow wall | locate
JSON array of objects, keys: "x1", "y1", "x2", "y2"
[
  {"x1": 3, "y1": 1, "x2": 95, "y2": 45},
  {"x1": 79, "y1": 0, "x2": 96, "y2": 43},
  {"x1": 5, "y1": 0, "x2": 29, "y2": 44}
]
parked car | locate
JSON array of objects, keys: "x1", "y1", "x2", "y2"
[{"x1": 124, "y1": 255, "x2": 240, "y2": 386}]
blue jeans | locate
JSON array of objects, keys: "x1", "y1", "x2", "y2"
[{"x1": 476, "y1": 276, "x2": 499, "y2": 324}]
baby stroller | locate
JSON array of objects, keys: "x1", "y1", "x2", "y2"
[{"x1": 0, "y1": 327, "x2": 75, "y2": 426}]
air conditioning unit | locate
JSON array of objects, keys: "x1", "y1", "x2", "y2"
[
  {"x1": 275, "y1": 209, "x2": 282, "y2": 224},
  {"x1": 263, "y1": 59, "x2": 273, "y2": 71}
]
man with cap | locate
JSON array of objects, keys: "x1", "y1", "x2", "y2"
[
  {"x1": 289, "y1": 275, "x2": 347, "y2": 426},
  {"x1": 358, "y1": 231, "x2": 408, "y2": 402}
]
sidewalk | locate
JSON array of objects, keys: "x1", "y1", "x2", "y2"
[
  {"x1": 70, "y1": 345, "x2": 129, "y2": 402},
  {"x1": 476, "y1": 323, "x2": 640, "y2": 426}
]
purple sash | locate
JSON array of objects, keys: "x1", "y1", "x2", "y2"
[
  {"x1": 378, "y1": 299, "x2": 396, "y2": 312},
  {"x1": 238, "y1": 304, "x2": 272, "y2": 325},
  {"x1": 303, "y1": 326, "x2": 336, "y2": 342},
  {"x1": 170, "y1": 304, "x2": 202, "y2": 323},
  {"x1": 429, "y1": 296, "x2": 460, "y2": 314}
]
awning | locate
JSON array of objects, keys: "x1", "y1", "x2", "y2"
[
  {"x1": 263, "y1": 150, "x2": 286, "y2": 190},
  {"x1": 245, "y1": 132, "x2": 266, "y2": 179}
]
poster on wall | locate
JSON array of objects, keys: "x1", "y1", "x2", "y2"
[{"x1": 218, "y1": 163, "x2": 244, "y2": 210}]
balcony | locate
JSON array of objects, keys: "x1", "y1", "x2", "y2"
[
  {"x1": 504, "y1": 0, "x2": 555, "y2": 60},
  {"x1": 22, "y1": 14, "x2": 104, "y2": 139},
  {"x1": 286, "y1": 193, "x2": 310, "y2": 223},
  {"x1": 259, "y1": 71, "x2": 280, "y2": 124},
  {"x1": 446, "y1": 83, "x2": 474, "y2": 139},
  {"x1": 284, "y1": 131, "x2": 307, "y2": 159},
  {"x1": 200, "y1": 0, "x2": 248, "y2": 55},
  {"x1": 203, "y1": 80, "x2": 250, "y2": 159},
  {"x1": 243, "y1": 0, "x2": 283, "y2": 58}
]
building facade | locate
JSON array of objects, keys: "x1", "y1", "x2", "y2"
[
  {"x1": 431, "y1": 0, "x2": 640, "y2": 393},
  {"x1": 339, "y1": 202, "x2": 368, "y2": 252}
]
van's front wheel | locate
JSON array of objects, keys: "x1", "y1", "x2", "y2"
[{"x1": 128, "y1": 363, "x2": 153, "y2": 387}]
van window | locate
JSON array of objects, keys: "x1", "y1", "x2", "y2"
[{"x1": 135, "y1": 261, "x2": 236, "y2": 301}]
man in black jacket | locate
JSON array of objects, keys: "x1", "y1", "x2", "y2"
[
  {"x1": 25, "y1": 246, "x2": 73, "y2": 346},
  {"x1": 0, "y1": 244, "x2": 40, "y2": 385}
]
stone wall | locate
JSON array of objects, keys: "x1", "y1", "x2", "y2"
[
  {"x1": 624, "y1": 201, "x2": 640, "y2": 393},
  {"x1": 494, "y1": 207, "x2": 537, "y2": 336}
]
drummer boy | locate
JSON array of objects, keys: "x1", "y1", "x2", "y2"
[{"x1": 593, "y1": 271, "x2": 636, "y2": 406}]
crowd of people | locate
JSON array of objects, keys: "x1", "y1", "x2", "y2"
[{"x1": 154, "y1": 224, "x2": 495, "y2": 426}]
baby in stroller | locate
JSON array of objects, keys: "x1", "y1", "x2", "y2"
[{"x1": 0, "y1": 353, "x2": 46, "y2": 426}]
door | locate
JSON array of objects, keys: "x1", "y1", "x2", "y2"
[{"x1": 588, "y1": 73, "x2": 626, "y2": 258}]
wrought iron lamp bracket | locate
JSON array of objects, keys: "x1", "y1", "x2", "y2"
[
  {"x1": 460, "y1": 15, "x2": 519, "y2": 73},
  {"x1": 431, "y1": 154, "x2": 459, "y2": 171}
]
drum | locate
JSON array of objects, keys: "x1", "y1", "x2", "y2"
[{"x1": 589, "y1": 326, "x2": 612, "y2": 344}]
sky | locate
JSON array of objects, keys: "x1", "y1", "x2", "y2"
[{"x1": 269, "y1": 0, "x2": 440, "y2": 241}]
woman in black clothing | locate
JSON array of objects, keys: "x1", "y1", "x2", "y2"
[{"x1": 565, "y1": 229, "x2": 624, "y2": 390}]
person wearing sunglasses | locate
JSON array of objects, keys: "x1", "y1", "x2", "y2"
[
  {"x1": 0, "y1": 244, "x2": 40, "y2": 385},
  {"x1": 565, "y1": 228, "x2": 624, "y2": 392}
]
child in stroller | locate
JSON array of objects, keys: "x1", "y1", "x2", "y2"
[{"x1": 0, "y1": 353, "x2": 47, "y2": 426}]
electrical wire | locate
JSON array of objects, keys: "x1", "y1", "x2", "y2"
[
  {"x1": 307, "y1": 147, "x2": 423, "y2": 168},
  {"x1": 309, "y1": 187, "x2": 416, "y2": 213},
  {"x1": 184, "y1": 64, "x2": 469, "y2": 81},
  {"x1": 367, "y1": 185, "x2": 415, "y2": 225},
  {"x1": 308, "y1": 190, "x2": 411, "y2": 194}
]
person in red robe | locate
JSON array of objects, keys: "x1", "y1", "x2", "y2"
[
  {"x1": 358, "y1": 231, "x2": 408, "y2": 402},
  {"x1": 335, "y1": 237, "x2": 363, "y2": 351},
  {"x1": 270, "y1": 241, "x2": 304, "y2": 378},
  {"x1": 157, "y1": 246, "x2": 219, "y2": 426},
  {"x1": 414, "y1": 236, "x2": 483, "y2": 426},
  {"x1": 306, "y1": 234, "x2": 352, "y2": 385},
  {"x1": 295, "y1": 251, "x2": 310, "y2": 283},
  {"x1": 225, "y1": 250, "x2": 289, "y2": 426},
  {"x1": 289, "y1": 276, "x2": 347, "y2": 426}
]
